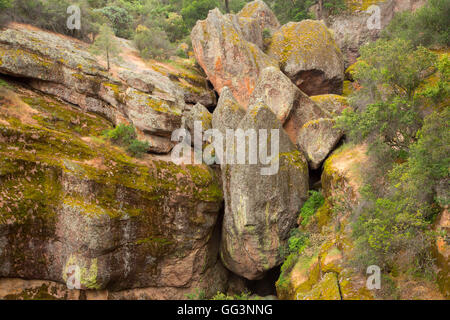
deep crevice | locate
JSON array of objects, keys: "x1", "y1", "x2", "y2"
[
  {"x1": 244, "y1": 266, "x2": 280, "y2": 297},
  {"x1": 309, "y1": 166, "x2": 323, "y2": 190}
]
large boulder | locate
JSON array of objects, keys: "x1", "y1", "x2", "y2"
[
  {"x1": 248, "y1": 68, "x2": 343, "y2": 169},
  {"x1": 184, "y1": 103, "x2": 213, "y2": 150},
  {"x1": 276, "y1": 145, "x2": 374, "y2": 301},
  {"x1": 267, "y1": 20, "x2": 344, "y2": 96},
  {"x1": 248, "y1": 67, "x2": 342, "y2": 166},
  {"x1": 249, "y1": 66, "x2": 303, "y2": 123},
  {"x1": 281, "y1": 89, "x2": 328, "y2": 144},
  {"x1": 191, "y1": 8, "x2": 277, "y2": 108},
  {"x1": 238, "y1": 0, "x2": 281, "y2": 34},
  {"x1": 220, "y1": 101, "x2": 309, "y2": 280},
  {"x1": 326, "y1": 0, "x2": 426, "y2": 68},
  {"x1": 228, "y1": 14, "x2": 264, "y2": 49}
]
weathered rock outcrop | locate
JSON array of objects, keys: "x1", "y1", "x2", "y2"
[
  {"x1": 267, "y1": 20, "x2": 344, "y2": 96},
  {"x1": 326, "y1": 0, "x2": 426, "y2": 68},
  {"x1": 0, "y1": 81, "x2": 227, "y2": 299},
  {"x1": 248, "y1": 67, "x2": 343, "y2": 169},
  {"x1": 310, "y1": 94, "x2": 349, "y2": 115},
  {"x1": 0, "y1": 24, "x2": 216, "y2": 155},
  {"x1": 297, "y1": 118, "x2": 343, "y2": 170},
  {"x1": 249, "y1": 66, "x2": 303, "y2": 123},
  {"x1": 220, "y1": 102, "x2": 309, "y2": 280},
  {"x1": 191, "y1": 8, "x2": 277, "y2": 108},
  {"x1": 184, "y1": 102, "x2": 213, "y2": 150},
  {"x1": 435, "y1": 207, "x2": 450, "y2": 298},
  {"x1": 212, "y1": 87, "x2": 247, "y2": 145}
]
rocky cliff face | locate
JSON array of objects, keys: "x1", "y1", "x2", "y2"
[
  {"x1": 0, "y1": 78, "x2": 227, "y2": 299},
  {"x1": 0, "y1": 23, "x2": 216, "y2": 154},
  {"x1": 0, "y1": 0, "x2": 443, "y2": 300}
]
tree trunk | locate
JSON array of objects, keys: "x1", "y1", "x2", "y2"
[{"x1": 225, "y1": 0, "x2": 230, "y2": 13}]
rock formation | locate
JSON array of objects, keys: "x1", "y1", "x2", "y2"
[
  {"x1": 191, "y1": 8, "x2": 277, "y2": 108},
  {"x1": 0, "y1": 81, "x2": 226, "y2": 299},
  {"x1": 267, "y1": 20, "x2": 344, "y2": 96},
  {"x1": 219, "y1": 102, "x2": 309, "y2": 280}
]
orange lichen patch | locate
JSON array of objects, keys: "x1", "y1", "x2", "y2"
[{"x1": 214, "y1": 56, "x2": 223, "y2": 73}]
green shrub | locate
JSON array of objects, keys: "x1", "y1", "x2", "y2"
[
  {"x1": 181, "y1": 0, "x2": 220, "y2": 29},
  {"x1": 104, "y1": 124, "x2": 149, "y2": 158},
  {"x1": 104, "y1": 124, "x2": 136, "y2": 146},
  {"x1": 175, "y1": 48, "x2": 188, "y2": 59},
  {"x1": 134, "y1": 25, "x2": 173, "y2": 59},
  {"x1": 336, "y1": 39, "x2": 437, "y2": 157},
  {"x1": 186, "y1": 288, "x2": 206, "y2": 300},
  {"x1": 279, "y1": 229, "x2": 309, "y2": 259},
  {"x1": 127, "y1": 139, "x2": 150, "y2": 158},
  {"x1": 324, "y1": 0, "x2": 347, "y2": 15},
  {"x1": 1, "y1": 0, "x2": 101, "y2": 41},
  {"x1": 299, "y1": 190, "x2": 325, "y2": 227}
]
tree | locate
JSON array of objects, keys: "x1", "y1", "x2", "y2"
[
  {"x1": 336, "y1": 39, "x2": 437, "y2": 156},
  {"x1": 134, "y1": 24, "x2": 173, "y2": 59},
  {"x1": 90, "y1": 24, "x2": 120, "y2": 71}
]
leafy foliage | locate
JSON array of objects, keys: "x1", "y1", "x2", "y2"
[
  {"x1": 382, "y1": 0, "x2": 450, "y2": 48},
  {"x1": 299, "y1": 190, "x2": 325, "y2": 227},
  {"x1": 279, "y1": 228, "x2": 310, "y2": 260},
  {"x1": 0, "y1": 0, "x2": 103, "y2": 40},
  {"x1": 266, "y1": 0, "x2": 314, "y2": 24},
  {"x1": 337, "y1": 39, "x2": 437, "y2": 155},
  {"x1": 95, "y1": 5, "x2": 133, "y2": 38},
  {"x1": 181, "y1": 0, "x2": 220, "y2": 29},
  {"x1": 0, "y1": 0, "x2": 11, "y2": 9},
  {"x1": 134, "y1": 24, "x2": 173, "y2": 59},
  {"x1": 185, "y1": 288, "x2": 206, "y2": 300}
]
